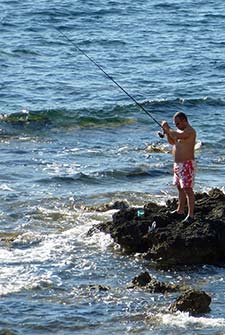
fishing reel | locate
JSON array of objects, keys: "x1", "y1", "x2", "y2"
[{"x1": 158, "y1": 131, "x2": 165, "y2": 138}]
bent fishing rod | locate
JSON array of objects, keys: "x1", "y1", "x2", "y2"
[{"x1": 54, "y1": 26, "x2": 164, "y2": 138}]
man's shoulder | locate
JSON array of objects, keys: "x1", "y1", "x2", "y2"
[{"x1": 186, "y1": 125, "x2": 196, "y2": 135}]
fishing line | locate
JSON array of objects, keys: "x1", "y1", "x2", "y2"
[{"x1": 54, "y1": 26, "x2": 164, "y2": 137}]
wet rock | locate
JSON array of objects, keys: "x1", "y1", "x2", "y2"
[
  {"x1": 145, "y1": 143, "x2": 170, "y2": 153},
  {"x1": 169, "y1": 289, "x2": 211, "y2": 315},
  {"x1": 90, "y1": 188, "x2": 225, "y2": 267},
  {"x1": 0, "y1": 232, "x2": 20, "y2": 247},
  {"x1": 131, "y1": 271, "x2": 152, "y2": 287},
  {"x1": 85, "y1": 200, "x2": 129, "y2": 212},
  {"x1": 128, "y1": 271, "x2": 182, "y2": 293},
  {"x1": 88, "y1": 284, "x2": 110, "y2": 291}
]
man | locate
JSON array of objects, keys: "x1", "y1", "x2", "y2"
[{"x1": 161, "y1": 111, "x2": 196, "y2": 223}]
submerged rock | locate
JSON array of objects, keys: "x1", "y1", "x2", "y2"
[
  {"x1": 0, "y1": 232, "x2": 21, "y2": 247},
  {"x1": 90, "y1": 188, "x2": 225, "y2": 267},
  {"x1": 169, "y1": 289, "x2": 211, "y2": 315},
  {"x1": 129, "y1": 271, "x2": 209, "y2": 314},
  {"x1": 88, "y1": 284, "x2": 110, "y2": 291}
]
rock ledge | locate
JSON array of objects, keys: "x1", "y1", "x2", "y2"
[{"x1": 90, "y1": 188, "x2": 225, "y2": 267}]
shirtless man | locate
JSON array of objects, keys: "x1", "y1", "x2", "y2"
[{"x1": 161, "y1": 112, "x2": 196, "y2": 223}]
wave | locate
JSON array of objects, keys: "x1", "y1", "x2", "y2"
[
  {"x1": 1, "y1": 96, "x2": 223, "y2": 134},
  {"x1": 142, "y1": 96, "x2": 225, "y2": 110},
  {"x1": 37, "y1": 165, "x2": 170, "y2": 185},
  {"x1": 0, "y1": 107, "x2": 135, "y2": 132},
  {"x1": 160, "y1": 312, "x2": 225, "y2": 330}
]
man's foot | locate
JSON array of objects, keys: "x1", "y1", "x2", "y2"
[{"x1": 182, "y1": 216, "x2": 194, "y2": 225}]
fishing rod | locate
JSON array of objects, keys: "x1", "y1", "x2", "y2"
[{"x1": 54, "y1": 26, "x2": 164, "y2": 138}]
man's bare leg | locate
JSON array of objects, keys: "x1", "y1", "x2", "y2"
[
  {"x1": 184, "y1": 187, "x2": 195, "y2": 218},
  {"x1": 176, "y1": 185, "x2": 186, "y2": 214}
]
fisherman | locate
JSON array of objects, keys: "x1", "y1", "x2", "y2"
[{"x1": 161, "y1": 112, "x2": 196, "y2": 223}]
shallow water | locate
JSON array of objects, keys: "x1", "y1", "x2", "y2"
[{"x1": 1, "y1": 1, "x2": 225, "y2": 334}]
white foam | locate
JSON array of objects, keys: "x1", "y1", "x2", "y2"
[
  {"x1": 0, "y1": 184, "x2": 14, "y2": 191},
  {"x1": 64, "y1": 209, "x2": 115, "y2": 250},
  {"x1": 0, "y1": 207, "x2": 115, "y2": 296},
  {"x1": 194, "y1": 140, "x2": 202, "y2": 150},
  {"x1": 160, "y1": 311, "x2": 225, "y2": 329}
]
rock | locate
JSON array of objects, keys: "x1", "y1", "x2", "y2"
[
  {"x1": 0, "y1": 232, "x2": 20, "y2": 247},
  {"x1": 84, "y1": 200, "x2": 129, "y2": 212},
  {"x1": 128, "y1": 271, "x2": 181, "y2": 293},
  {"x1": 169, "y1": 289, "x2": 211, "y2": 315},
  {"x1": 131, "y1": 271, "x2": 152, "y2": 287},
  {"x1": 89, "y1": 188, "x2": 225, "y2": 267},
  {"x1": 88, "y1": 284, "x2": 110, "y2": 291},
  {"x1": 145, "y1": 143, "x2": 170, "y2": 153}
]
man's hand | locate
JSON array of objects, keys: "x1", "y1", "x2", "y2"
[
  {"x1": 161, "y1": 120, "x2": 170, "y2": 134},
  {"x1": 161, "y1": 120, "x2": 176, "y2": 145}
]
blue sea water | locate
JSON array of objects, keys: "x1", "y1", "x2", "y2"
[{"x1": 1, "y1": 0, "x2": 225, "y2": 334}]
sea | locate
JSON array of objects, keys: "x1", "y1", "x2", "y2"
[{"x1": 1, "y1": 0, "x2": 225, "y2": 334}]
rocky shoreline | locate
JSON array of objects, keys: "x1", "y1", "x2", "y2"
[
  {"x1": 89, "y1": 188, "x2": 225, "y2": 268},
  {"x1": 87, "y1": 188, "x2": 225, "y2": 315}
]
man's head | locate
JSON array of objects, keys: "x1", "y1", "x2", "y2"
[{"x1": 173, "y1": 111, "x2": 188, "y2": 130}]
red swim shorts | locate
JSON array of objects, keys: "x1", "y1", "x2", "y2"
[{"x1": 173, "y1": 160, "x2": 196, "y2": 189}]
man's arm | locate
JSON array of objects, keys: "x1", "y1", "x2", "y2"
[
  {"x1": 161, "y1": 121, "x2": 193, "y2": 142},
  {"x1": 161, "y1": 121, "x2": 176, "y2": 145},
  {"x1": 169, "y1": 128, "x2": 195, "y2": 142}
]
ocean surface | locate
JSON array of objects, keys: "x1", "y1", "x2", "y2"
[{"x1": 1, "y1": 0, "x2": 225, "y2": 334}]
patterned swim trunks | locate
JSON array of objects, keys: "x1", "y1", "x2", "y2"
[{"x1": 173, "y1": 160, "x2": 196, "y2": 189}]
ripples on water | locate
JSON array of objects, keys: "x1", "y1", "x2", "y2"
[{"x1": 1, "y1": 0, "x2": 225, "y2": 334}]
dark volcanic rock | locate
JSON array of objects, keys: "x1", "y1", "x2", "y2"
[
  {"x1": 85, "y1": 200, "x2": 129, "y2": 212},
  {"x1": 88, "y1": 284, "x2": 110, "y2": 291},
  {"x1": 169, "y1": 289, "x2": 211, "y2": 315},
  {"x1": 131, "y1": 271, "x2": 152, "y2": 287},
  {"x1": 90, "y1": 188, "x2": 225, "y2": 267},
  {"x1": 128, "y1": 271, "x2": 181, "y2": 293}
]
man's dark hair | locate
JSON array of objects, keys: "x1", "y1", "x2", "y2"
[{"x1": 173, "y1": 111, "x2": 187, "y2": 121}]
